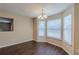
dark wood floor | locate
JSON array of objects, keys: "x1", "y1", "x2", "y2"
[{"x1": 0, "y1": 41, "x2": 68, "y2": 55}]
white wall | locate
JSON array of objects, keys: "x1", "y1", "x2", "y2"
[{"x1": 0, "y1": 11, "x2": 33, "y2": 48}]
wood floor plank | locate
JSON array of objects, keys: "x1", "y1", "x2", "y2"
[{"x1": 0, "y1": 41, "x2": 68, "y2": 55}]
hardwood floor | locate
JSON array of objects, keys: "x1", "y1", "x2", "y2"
[{"x1": 0, "y1": 41, "x2": 68, "y2": 55}]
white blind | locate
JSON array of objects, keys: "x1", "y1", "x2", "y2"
[
  {"x1": 47, "y1": 19, "x2": 61, "y2": 39},
  {"x1": 63, "y1": 15, "x2": 72, "y2": 45},
  {"x1": 38, "y1": 20, "x2": 45, "y2": 36}
]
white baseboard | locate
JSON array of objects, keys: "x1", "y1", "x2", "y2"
[
  {"x1": 47, "y1": 41, "x2": 72, "y2": 55},
  {"x1": 35, "y1": 40, "x2": 47, "y2": 42},
  {"x1": 47, "y1": 41, "x2": 62, "y2": 48},
  {"x1": 0, "y1": 39, "x2": 33, "y2": 48}
]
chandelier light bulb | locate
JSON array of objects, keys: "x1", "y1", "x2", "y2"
[
  {"x1": 37, "y1": 8, "x2": 47, "y2": 19},
  {"x1": 44, "y1": 15, "x2": 47, "y2": 19}
]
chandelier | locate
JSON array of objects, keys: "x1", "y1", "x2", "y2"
[{"x1": 38, "y1": 8, "x2": 47, "y2": 19}]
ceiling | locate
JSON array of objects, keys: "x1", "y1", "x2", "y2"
[{"x1": 0, "y1": 3, "x2": 73, "y2": 18}]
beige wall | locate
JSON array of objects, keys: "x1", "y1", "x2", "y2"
[
  {"x1": 0, "y1": 11, "x2": 33, "y2": 48},
  {"x1": 33, "y1": 18, "x2": 37, "y2": 41},
  {"x1": 74, "y1": 4, "x2": 79, "y2": 54}
]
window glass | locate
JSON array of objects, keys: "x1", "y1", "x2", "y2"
[
  {"x1": 47, "y1": 19, "x2": 61, "y2": 39},
  {"x1": 38, "y1": 20, "x2": 45, "y2": 36},
  {"x1": 64, "y1": 15, "x2": 72, "y2": 45}
]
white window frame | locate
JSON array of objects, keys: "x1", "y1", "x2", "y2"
[
  {"x1": 37, "y1": 20, "x2": 46, "y2": 37},
  {"x1": 63, "y1": 14, "x2": 73, "y2": 46},
  {"x1": 47, "y1": 18, "x2": 61, "y2": 40}
]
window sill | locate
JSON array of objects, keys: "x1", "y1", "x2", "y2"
[
  {"x1": 47, "y1": 37, "x2": 61, "y2": 41},
  {"x1": 63, "y1": 41, "x2": 72, "y2": 47},
  {"x1": 38, "y1": 36, "x2": 45, "y2": 38}
]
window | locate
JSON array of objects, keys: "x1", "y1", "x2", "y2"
[
  {"x1": 63, "y1": 15, "x2": 72, "y2": 45},
  {"x1": 47, "y1": 18, "x2": 61, "y2": 39},
  {"x1": 38, "y1": 20, "x2": 45, "y2": 36}
]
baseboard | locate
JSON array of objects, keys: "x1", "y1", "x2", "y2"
[
  {"x1": 62, "y1": 47, "x2": 72, "y2": 55},
  {"x1": 0, "y1": 39, "x2": 33, "y2": 48},
  {"x1": 35, "y1": 40, "x2": 47, "y2": 42},
  {"x1": 47, "y1": 41, "x2": 70, "y2": 55},
  {"x1": 47, "y1": 41, "x2": 62, "y2": 48}
]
